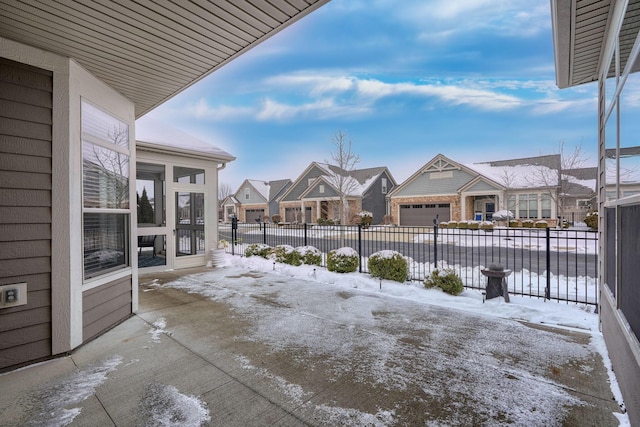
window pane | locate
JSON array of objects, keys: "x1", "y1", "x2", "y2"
[
  {"x1": 174, "y1": 166, "x2": 204, "y2": 184},
  {"x1": 137, "y1": 163, "x2": 166, "y2": 226},
  {"x1": 519, "y1": 198, "x2": 528, "y2": 218},
  {"x1": 82, "y1": 100, "x2": 129, "y2": 149},
  {"x1": 84, "y1": 213, "x2": 128, "y2": 279},
  {"x1": 83, "y1": 142, "x2": 130, "y2": 208}
]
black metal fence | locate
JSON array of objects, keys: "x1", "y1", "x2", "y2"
[{"x1": 219, "y1": 223, "x2": 598, "y2": 305}]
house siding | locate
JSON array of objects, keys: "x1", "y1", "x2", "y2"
[
  {"x1": 240, "y1": 184, "x2": 267, "y2": 204},
  {"x1": 281, "y1": 165, "x2": 326, "y2": 202},
  {"x1": 362, "y1": 172, "x2": 394, "y2": 224},
  {"x1": 395, "y1": 169, "x2": 475, "y2": 196},
  {"x1": 268, "y1": 182, "x2": 290, "y2": 220},
  {"x1": 0, "y1": 59, "x2": 53, "y2": 371},
  {"x1": 82, "y1": 276, "x2": 132, "y2": 342},
  {"x1": 305, "y1": 182, "x2": 338, "y2": 198}
]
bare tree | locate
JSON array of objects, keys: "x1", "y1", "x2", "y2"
[
  {"x1": 528, "y1": 141, "x2": 590, "y2": 226},
  {"x1": 325, "y1": 130, "x2": 360, "y2": 225},
  {"x1": 87, "y1": 124, "x2": 129, "y2": 209},
  {"x1": 218, "y1": 182, "x2": 234, "y2": 204},
  {"x1": 498, "y1": 168, "x2": 518, "y2": 220}
]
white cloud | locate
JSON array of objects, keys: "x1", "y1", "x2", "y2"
[
  {"x1": 256, "y1": 97, "x2": 371, "y2": 121},
  {"x1": 187, "y1": 98, "x2": 254, "y2": 120}
]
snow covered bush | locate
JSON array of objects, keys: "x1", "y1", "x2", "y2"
[
  {"x1": 295, "y1": 246, "x2": 322, "y2": 265},
  {"x1": 508, "y1": 220, "x2": 520, "y2": 228},
  {"x1": 480, "y1": 221, "x2": 494, "y2": 231},
  {"x1": 274, "y1": 245, "x2": 302, "y2": 266},
  {"x1": 367, "y1": 250, "x2": 408, "y2": 282},
  {"x1": 522, "y1": 219, "x2": 534, "y2": 228},
  {"x1": 423, "y1": 269, "x2": 464, "y2": 295},
  {"x1": 383, "y1": 214, "x2": 394, "y2": 225},
  {"x1": 271, "y1": 214, "x2": 281, "y2": 223},
  {"x1": 584, "y1": 211, "x2": 598, "y2": 230},
  {"x1": 457, "y1": 220, "x2": 468, "y2": 229},
  {"x1": 245, "y1": 243, "x2": 272, "y2": 259},
  {"x1": 317, "y1": 218, "x2": 335, "y2": 225},
  {"x1": 534, "y1": 220, "x2": 548, "y2": 229},
  {"x1": 327, "y1": 247, "x2": 359, "y2": 273},
  {"x1": 447, "y1": 221, "x2": 458, "y2": 229},
  {"x1": 467, "y1": 221, "x2": 479, "y2": 230},
  {"x1": 357, "y1": 211, "x2": 373, "y2": 229}
]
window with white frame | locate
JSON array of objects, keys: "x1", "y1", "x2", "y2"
[
  {"x1": 244, "y1": 187, "x2": 250, "y2": 200},
  {"x1": 319, "y1": 184, "x2": 325, "y2": 193},
  {"x1": 82, "y1": 100, "x2": 131, "y2": 280},
  {"x1": 308, "y1": 178, "x2": 315, "y2": 187},
  {"x1": 382, "y1": 178, "x2": 388, "y2": 194}
]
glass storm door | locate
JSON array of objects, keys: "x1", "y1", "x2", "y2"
[{"x1": 175, "y1": 191, "x2": 205, "y2": 266}]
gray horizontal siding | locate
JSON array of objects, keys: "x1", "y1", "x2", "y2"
[
  {"x1": 82, "y1": 276, "x2": 132, "y2": 342},
  {"x1": 281, "y1": 165, "x2": 326, "y2": 202},
  {"x1": 305, "y1": 182, "x2": 338, "y2": 198},
  {"x1": 396, "y1": 169, "x2": 475, "y2": 196},
  {"x1": 0, "y1": 58, "x2": 53, "y2": 371}
]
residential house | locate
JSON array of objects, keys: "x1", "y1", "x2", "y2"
[
  {"x1": 233, "y1": 179, "x2": 292, "y2": 223},
  {"x1": 551, "y1": 1, "x2": 640, "y2": 423},
  {"x1": 388, "y1": 154, "x2": 595, "y2": 226},
  {"x1": 221, "y1": 195, "x2": 240, "y2": 222},
  {"x1": 0, "y1": 1, "x2": 328, "y2": 371},
  {"x1": 278, "y1": 162, "x2": 396, "y2": 224}
]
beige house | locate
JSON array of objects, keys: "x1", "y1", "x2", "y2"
[{"x1": 0, "y1": 1, "x2": 329, "y2": 371}]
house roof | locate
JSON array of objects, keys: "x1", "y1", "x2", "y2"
[
  {"x1": 136, "y1": 117, "x2": 234, "y2": 162},
  {"x1": 268, "y1": 179, "x2": 292, "y2": 201},
  {"x1": 0, "y1": 0, "x2": 329, "y2": 117},
  {"x1": 551, "y1": 0, "x2": 640, "y2": 89},
  {"x1": 247, "y1": 180, "x2": 270, "y2": 201}
]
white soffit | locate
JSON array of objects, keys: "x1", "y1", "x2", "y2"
[
  {"x1": 0, "y1": 0, "x2": 329, "y2": 117},
  {"x1": 552, "y1": 0, "x2": 640, "y2": 88}
]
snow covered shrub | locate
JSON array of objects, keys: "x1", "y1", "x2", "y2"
[
  {"x1": 383, "y1": 214, "x2": 394, "y2": 225},
  {"x1": 327, "y1": 247, "x2": 359, "y2": 273},
  {"x1": 274, "y1": 245, "x2": 302, "y2": 266},
  {"x1": 271, "y1": 214, "x2": 281, "y2": 224},
  {"x1": 367, "y1": 250, "x2": 408, "y2": 282},
  {"x1": 534, "y1": 220, "x2": 548, "y2": 229},
  {"x1": 295, "y1": 246, "x2": 322, "y2": 265},
  {"x1": 439, "y1": 221, "x2": 448, "y2": 228},
  {"x1": 357, "y1": 211, "x2": 373, "y2": 229},
  {"x1": 317, "y1": 218, "x2": 335, "y2": 225},
  {"x1": 508, "y1": 220, "x2": 520, "y2": 228},
  {"x1": 480, "y1": 221, "x2": 494, "y2": 231},
  {"x1": 423, "y1": 269, "x2": 464, "y2": 295},
  {"x1": 584, "y1": 211, "x2": 598, "y2": 230},
  {"x1": 447, "y1": 221, "x2": 458, "y2": 229},
  {"x1": 245, "y1": 243, "x2": 272, "y2": 259},
  {"x1": 522, "y1": 220, "x2": 534, "y2": 228},
  {"x1": 457, "y1": 220, "x2": 468, "y2": 229},
  {"x1": 467, "y1": 221, "x2": 479, "y2": 230}
]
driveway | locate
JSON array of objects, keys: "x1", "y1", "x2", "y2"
[{"x1": 0, "y1": 265, "x2": 621, "y2": 426}]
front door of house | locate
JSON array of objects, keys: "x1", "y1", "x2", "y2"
[{"x1": 174, "y1": 191, "x2": 206, "y2": 269}]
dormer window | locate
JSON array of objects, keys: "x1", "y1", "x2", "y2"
[
  {"x1": 319, "y1": 184, "x2": 325, "y2": 194},
  {"x1": 382, "y1": 178, "x2": 388, "y2": 194},
  {"x1": 308, "y1": 178, "x2": 315, "y2": 187},
  {"x1": 244, "y1": 187, "x2": 250, "y2": 200}
]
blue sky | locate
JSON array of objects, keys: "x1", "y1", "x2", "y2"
[{"x1": 138, "y1": 0, "x2": 600, "y2": 191}]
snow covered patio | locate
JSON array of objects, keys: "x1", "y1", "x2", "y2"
[{"x1": 0, "y1": 256, "x2": 626, "y2": 426}]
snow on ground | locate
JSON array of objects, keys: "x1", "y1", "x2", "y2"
[
  {"x1": 24, "y1": 355, "x2": 122, "y2": 427},
  {"x1": 157, "y1": 254, "x2": 629, "y2": 426},
  {"x1": 138, "y1": 382, "x2": 211, "y2": 427}
]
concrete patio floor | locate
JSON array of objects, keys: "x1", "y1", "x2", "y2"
[{"x1": 0, "y1": 266, "x2": 623, "y2": 426}]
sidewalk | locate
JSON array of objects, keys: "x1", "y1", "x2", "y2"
[{"x1": 0, "y1": 266, "x2": 622, "y2": 426}]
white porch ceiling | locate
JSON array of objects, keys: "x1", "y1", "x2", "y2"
[
  {"x1": 0, "y1": 0, "x2": 329, "y2": 117},
  {"x1": 552, "y1": 0, "x2": 640, "y2": 89}
]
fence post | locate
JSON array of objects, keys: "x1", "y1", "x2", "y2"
[
  {"x1": 263, "y1": 222, "x2": 267, "y2": 244},
  {"x1": 433, "y1": 224, "x2": 438, "y2": 268},
  {"x1": 358, "y1": 224, "x2": 363, "y2": 273},
  {"x1": 545, "y1": 226, "x2": 551, "y2": 300},
  {"x1": 304, "y1": 222, "x2": 308, "y2": 246}
]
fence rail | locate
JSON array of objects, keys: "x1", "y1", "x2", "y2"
[{"x1": 219, "y1": 223, "x2": 598, "y2": 306}]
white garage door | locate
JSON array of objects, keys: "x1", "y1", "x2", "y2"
[{"x1": 399, "y1": 204, "x2": 450, "y2": 226}]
